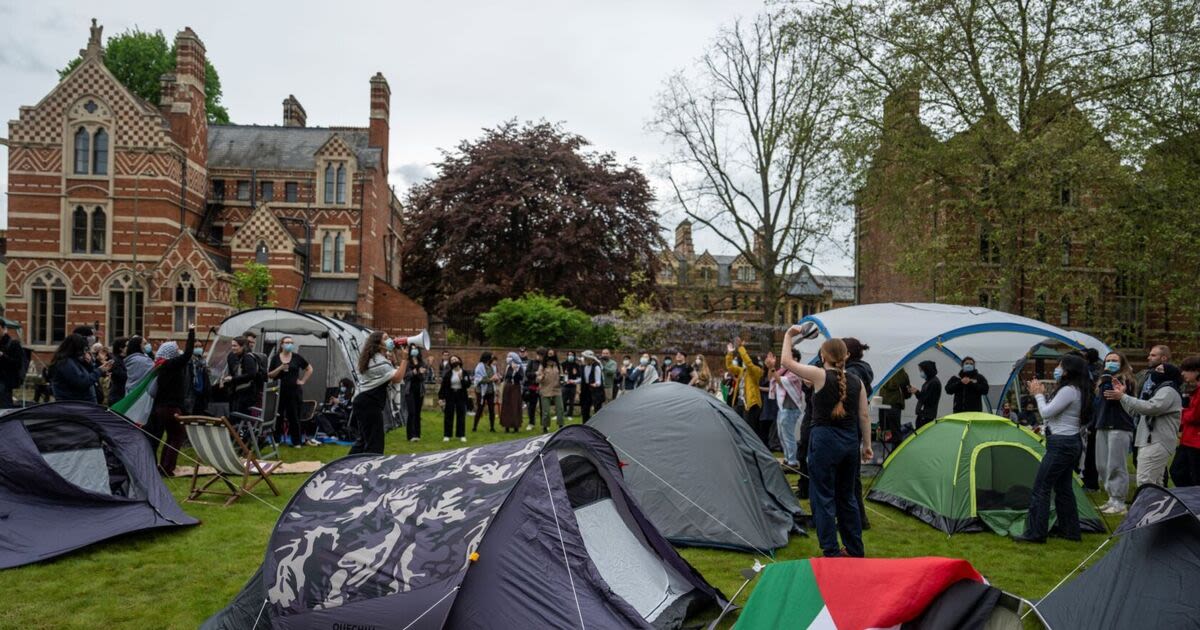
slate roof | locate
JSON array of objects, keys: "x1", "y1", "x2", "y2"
[
  {"x1": 302, "y1": 278, "x2": 358, "y2": 303},
  {"x1": 713, "y1": 255, "x2": 737, "y2": 287},
  {"x1": 814, "y1": 274, "x2": 856, "y2": 302},
  {"x1": 207, "y1": 125, "x2": 381, "y2": 171}
]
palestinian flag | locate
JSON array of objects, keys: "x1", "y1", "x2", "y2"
[
  {"x1": 735, "y1": 557, "x2": 985, "y2": 629},
  {"x1": 111, "y1": 367, "x2": 158, "y2": 426}
]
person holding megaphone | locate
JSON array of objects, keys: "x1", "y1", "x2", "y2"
[{"x1": 348, "y1": 331, "x2": 411, "y2": 455}]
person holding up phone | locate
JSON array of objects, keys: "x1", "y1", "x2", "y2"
[{"x1": 1092, "y1": 352, "x2": 1136, "y2": 514}]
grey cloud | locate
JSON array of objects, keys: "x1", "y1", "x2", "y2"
[{"x1": 390, "y1": 163, "x2": 436, "y2": 189}]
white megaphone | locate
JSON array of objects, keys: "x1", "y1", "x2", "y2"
[{"x1": 401, "y1": 330, "x2": 430, "y2": 350}]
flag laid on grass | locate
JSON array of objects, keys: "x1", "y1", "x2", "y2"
[
  {"x1": 111, "y1": 368, "x2": 158, "y2": 426},
  {"x1": 734, "y1": 557, "x2": 984, "y2": 629}
]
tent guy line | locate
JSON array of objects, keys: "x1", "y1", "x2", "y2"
[
  {"x1": 609, "y1": 441, "x2": 778, "y2": 562},
  {"x1": 1022, "y1": 537, "x2": 1111, "y2": 621},
  {"x1": 400, "y1": 586, "x2": 461, "y2": 630},
  {"x1": 252, "y1": 597, "x2": 268, "y2": 629},
  {"x1": 540, "y1": 453, "x2": 587, "y2": 630}
]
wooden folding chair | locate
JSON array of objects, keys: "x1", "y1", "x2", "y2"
[{"x1": 178, "y1": 415, "x2": 280, "y2": 506}]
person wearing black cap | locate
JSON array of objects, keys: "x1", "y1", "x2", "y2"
[
  {"x1": 909, "y1": 360, "x2": 942, "y2": 428},
  {"x1": 945, "y1": 356, "x2": 989, "y2": 413}
]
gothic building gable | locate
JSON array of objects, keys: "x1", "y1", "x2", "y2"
[{"x1": 229, "y1": 204, "x2": 297, "y2": 254}]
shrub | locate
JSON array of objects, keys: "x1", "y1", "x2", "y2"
[{"x1": 479, "y1": 293, "x2": 614, "y2": 348}]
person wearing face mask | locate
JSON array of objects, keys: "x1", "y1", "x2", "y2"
[
  {"x1": 561, "y1": 351, "x2": 581, "y2": 417},
  {"x1": 182, "y1": 340, "x2": 211, "y2": 416},
  {"x1": 944, "y1": 357, "x2": 989, "y2": 414},
  {"x1": 601, "y1": 349, "x2": 619, "y2": 401},
  {"x1": 268, "y1": 336, "x2": 316, "y2": 448},
  {"x1": 1170, "y1": 356, "x2": 1200, "y2": 487},
  {"x1": 473, "y1": 352, "x2": 499, "y2": 432},
  {"x1": 637, "y1": 353, "x2": 659, "y2": 387},
  {"x1": 438, "y1": 354, "x2": 473, "y2": 442},
  {"x1": 1017, "y1": 354, "x2": 1093, "y2": 543},
  {"x1": 689, "y1": 355, "x2": 713, "y2": 392},
  {"x1": 222, "y1": 336, "x2": 260, "y2": 416},
  {"x1": 404, "y1": 346, "x2": 429, "y2": 441},
  {"x1": 536, "y1": 354, "x2": 565, "y2": 432},
  {"x1": 349, "y1": 332, "x2": 408, "y2": 455},
  {"x1": 1105, "y1": 359, "x2": 1184, "y2": 488},
  {"x1": 667, "y1": 351, "x2": 692, "y2": 384},
  {"x1": 123, "y1": 335, "x2": 155, "y2": 395},
  {"x1": 622, "y1": 355, "x2": 643, "y2": 392},
  {"x1": 726, "y1": 338, "x2": 765, "y2": 440},
  {"x1": 579, "y1": 350, "x2": 607, "y2": 422},
  {"x1": 500, "y1": 352, "x2": 525, "y2": 433},
  {"x1": 1092, "y1": 351, "x2": 1136, "y2": 513},
  {"x1": 908, "y1": 361, "x2": 942, "y2": 428}
]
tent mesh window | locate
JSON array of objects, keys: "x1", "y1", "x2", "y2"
[
  {"x1": 560, "y1": 454, "x2": 612, "y2": 509},
  {"x1": 974, "y1": 445, "x2": 1037, "y2": 511},
  {"x1": 22, "y1": 417, "x2": 139, "y2": 498}
]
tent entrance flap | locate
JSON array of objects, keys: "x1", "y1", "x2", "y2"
[
  {"x1": 23, "y1": 418, "x2": 137, "y2": 498},
  {"x1": 971, "y1": 442, "x2": 1042, "y2": 536}
]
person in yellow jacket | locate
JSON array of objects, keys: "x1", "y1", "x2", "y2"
[{"x1": 726, "y1": 337, "x2": 767, "y2": 445}]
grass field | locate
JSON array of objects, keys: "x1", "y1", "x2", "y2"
[{"x1": 0, "y1": 409, "x2": 1122, "y2": 629}]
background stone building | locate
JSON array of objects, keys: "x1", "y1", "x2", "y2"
[
  {"x1": 658, "y1": 220, "x2": 853, "y2": 323},
  {"x1": 4, "y1": 22, "x2": 426, "y2": 357}
]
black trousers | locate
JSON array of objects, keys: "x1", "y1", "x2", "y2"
[
  {"x1": 739, "y1": 403, "x2": 766, "y2": 448},
  {"x1": 562, "y1": 384, "x2": 577, "y2": 416},
  {"x1": 525, "y1": 392, "x2": 540, "y2": 426},
  {"x1": 796, "y1": 416, "x2": 812, "y2": 499},
  {"x1": 1171, "y1": 445, "x2": 1200, "y2": 487},
  {"x1": 405, "y1": 389, "x2": 423, "y2": 440},
  {"x1": 473, "y1": 392, "x2": 495, "y2": 431},
  {"x1": 277, "y1": 388, "x2": 304, "y2": 445},
  {"x1": 580, "y1": 386, "x2": 605, "y2": 423},
  {"x1": 348, "y1": 400, "x2": 385, "y2": 455},
  {"x1": 443, "y1": 392, "x2": 467, "y2": 438}
]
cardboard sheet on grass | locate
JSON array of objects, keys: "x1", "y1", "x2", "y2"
[{"x1": 173, "y1": 460, "x2": 323, "y2": 477}]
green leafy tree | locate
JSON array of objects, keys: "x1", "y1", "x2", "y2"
[
  {"x1": 478, "y1": 293, "x2": 616, "y2": 349},
  {"x1": 231, "y1": 262, "x2": 275, "y2": 309},
  {"x1": 60, "y1": 28, "x2": 230, "y2": 124}
]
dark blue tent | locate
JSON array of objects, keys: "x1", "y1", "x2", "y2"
[
  {"x1": 204, "y1": 425, "x2": 725, "y2": 629},
  {"x1": 0, "y1": 402, "x2": 198, "y2": 569}
]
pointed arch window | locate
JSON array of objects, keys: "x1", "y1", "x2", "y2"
[
  {"x1": 174, "y1": 271, "x2": 198, "y2": 333},
  {"x1": 92, "y1": 128, "x2": 108, "y2": 175},
  {"x1": 335, "y1": 165, "x2": 346, "y2": 204},
  {"x1": 334, "y1": 232, "x2": 346, "y2": 272},
  {"x1": 107, "y1": 274, "x2": 145, "y2": 339},
  {"x1": 90, "y1": 207, "x2": 106, "y2": 252},
  {"x1": 255, "y1": 241, "x2": 269, "y2": 264},
  {"x1": 73, "y1": 127, "x2": 90, "y2": 174},
  {"x1": 29, "y1": 271, "x2": 68, "y2": 346},
  {"x1": 321, "y1": 233, "x2": 334, "y2": 272},
  {"x1": 324, "y1": 164, "x2": 335, "y2": 204},
  {"x1": 72, "y1": 206, "x2": 89, "y2": 253}
]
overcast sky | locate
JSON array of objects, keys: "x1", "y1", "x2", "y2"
[{"x1": 1, "y1": 0, "x2": 852, "y2": 274}]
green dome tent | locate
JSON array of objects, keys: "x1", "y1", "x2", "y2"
[{"x1": 866, "y1": 413, "x2": 1104, "y2": 536}]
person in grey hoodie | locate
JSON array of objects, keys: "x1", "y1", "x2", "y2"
[
  {"x1": 910, "y1": 360, "x2": 942, "y2": 428},
  {"x1": 1105, "y1": 362, "x2": 1184, "y2": 487},
  {"x1": 124, "y1": 335, "x2": 155, "y2": 395}
]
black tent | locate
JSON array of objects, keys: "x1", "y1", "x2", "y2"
[
  {"x1": 0, "y1": 402, "x2": 198, "y2": 569},
  {"x1": 204, "y1": 425, "x2": 725, "y2": 629},
  {"x1": 589, "y1": 382, "x2": 802, "y2": 551},
  {"x1": 1039, "y1": 485, "x2": 1200, "y2": 629}
]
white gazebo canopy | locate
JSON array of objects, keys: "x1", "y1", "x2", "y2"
[{"x1": 794, "y1": 303, "x2": 1111, "y2": 420}]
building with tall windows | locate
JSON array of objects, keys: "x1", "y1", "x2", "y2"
[
  {"x1": 4, "y1": 21, "x2": 426, "y2": 356},
  {"x1": 656, "y1": 220, "x2": 854, "y2": 323}
]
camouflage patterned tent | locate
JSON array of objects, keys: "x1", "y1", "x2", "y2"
[{"x1": 203, "y1": 425, "x2": 725, "y2": 629}]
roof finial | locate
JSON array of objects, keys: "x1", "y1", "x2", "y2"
[{"x1": 83, "y1": 18, "x2": 104, "y2": 59}]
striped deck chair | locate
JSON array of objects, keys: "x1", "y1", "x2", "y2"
[{"x1": 178, "y1": 415, "x2": 280, "y2": 506}]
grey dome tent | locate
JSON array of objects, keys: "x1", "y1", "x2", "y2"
[
  {"x1": 203, "y1": 425, "x2": 725, "y2": 629},
  {"x1": 1039, "y1": 485, "x2": 1200, "y2": 629},
  {"x1": 588, "y1": 382, "x2": 803, "y2": 552},
  {"x1": 0, "y1": 402, "x2": 198, "y2": 569}
]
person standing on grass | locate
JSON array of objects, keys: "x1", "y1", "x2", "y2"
[
  {"x1": 842, "y1": 338, "x2": 874, "y2": 531},
  {"x1": 781, "y1": 327, "x2": 872, "y2": 558},
  {"x1": 726, "y1": 338, "x2": 765, "y2": 442},
  {"x1": 622, "y1": 355, "x2": 643, "y2": 392},
  {"x1": 579, "y1": 350, "x2": 606, "y2": 423},
  {"x1": 537, "y1": 354, "x2": 565, "y2": 432},
  {"x1": 774, "y1": 347, "x2": 806, "y2": 467},
  {"x1": 49, "y1": 333, "x2": 105, "y2": 403},
  {"x1": 108, "y1": 337, "x2": 128, "y2": 407},
  {"x1": 910, "y1": 361, "x2": 942, "y2": 428},
  {"x1": 500, "y1": 352, "x2": 525, "y2": 433},
  {"x1": 1171, "y1": 357, "x2": 1200, "y2": 487},
  {"x1": 1093, "y1": 351, "x2": 1136, "y2": 514},
  {"x1": 349, "y1": 332, "x2": 407, "y2": 455},
  {"x1": 689, "y1": 355, "x2": 713, "y2": 393},
  {"x1": 1106, "y1": 361, "x2": 1183, "y2": 488},
  {"x1": 522, "y1": 348, "x2": 543, "y2": 431},
  {"x1": 0, "y1": 321, "x2": 24, "y2": 408},
  {"x1": 945, "y1": 357, "x2": 989, "y2": 413},
  {"x1": 601, "y1": 348, "x2": 619, "y2": 402},
  {"x1": 561, "y1": 351, "x2": 581, "y2": 417},
  {"x1": 878, "y1": 368, "x2": 911, "y2": 445},
  {"x1": 438, "y1": 354, "x2": 472, "y2": 442},
  {"x1": 404, "y1": 346, "x2": 429, "y2": 442},
  {"x1": 146, "y1": 326, "x2": 196, "y2": 477},
  {"x1": 124, "y1": 336, "x2": 154, "y2": 395},
  {"x1": 473, "y1": 352, "x2": 499, "y2": 432},
  {"x1": 267, "y1": 336, "x2": 316, "y2": 448},
  {"x1": 1017, "y1": 354, "x2": 1092, "y2": 543},
  {"x1": 222, "y1": 337, "x2": 260, "y2": 417}
]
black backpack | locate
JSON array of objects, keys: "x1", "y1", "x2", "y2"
[{"x1": 250, "y1": 351, "x2": 269, "y2": 385}]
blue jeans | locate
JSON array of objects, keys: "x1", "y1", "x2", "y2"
[
  {"x1": 777, "y1": 407, "x2": 801, "y2": 465},
  {"x1": 1025, "y1": 434, "x2": 1083, "y2": 540},
  {"x1": 808, "y1": 425, "x2": 864, "y2": 557}
]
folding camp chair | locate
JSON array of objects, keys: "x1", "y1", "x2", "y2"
[
  {"x1": 231, "y1": 406, "x2": 279, "y2": 461},
  {"x1": 178, "y1": 415, "x2": 280, "y2": 506}
]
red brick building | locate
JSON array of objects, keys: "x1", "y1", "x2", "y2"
[{"x1": 4, "y1": 21, "x2": 426, "y2": 356}]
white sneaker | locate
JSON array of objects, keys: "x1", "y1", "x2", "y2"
[
  {"x1": 525, "y1": 424, "x2": 534, "y2": 431},
  {"x1": 1103, "y1": 502, "x2": 1127, "y2": 515},
  {"x1": 460, "y1": 437, "x2": 467, "y2": 442},
  {"x1": 409, "y1": 437, "x2": 419, "y2": 442},
  {"x1": 443, "y1": 437, "x2": 450, "y2": 442},
  {"x1": 1098, "y1": 498, "x2": 1115, "y2": 512},
  {"x1": 305, "y1": 438, "x2": 321, "y2": 447}
]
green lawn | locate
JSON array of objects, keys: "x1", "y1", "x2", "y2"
[{"x1": 0, "y1": 409, "x2": 1122, "y2": 629}]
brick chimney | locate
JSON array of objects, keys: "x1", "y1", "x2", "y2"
[
  {"x1": 369, "y1": 73, "x2": 390, "y2": 173},
  {"x1": 674, "y1": 220, "x2": 694, "y2": 258},
  {"x1": 282, "y1": 95, "x2": 306, "y2": 127},
  {"x1": 883, "y1": 81, "x2": 921, "y2": 134},
  {"x1": 163, "y1": 27, "x2": 208, "y2": 166}
]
